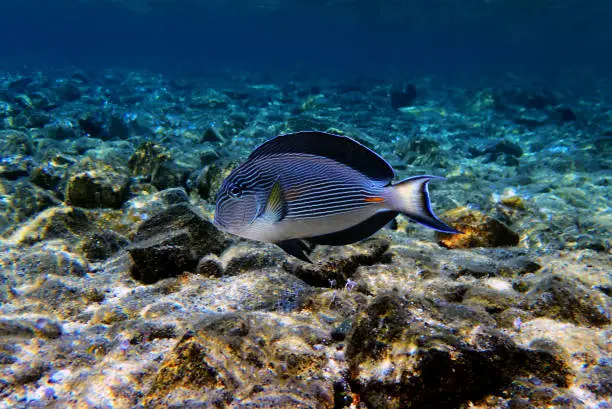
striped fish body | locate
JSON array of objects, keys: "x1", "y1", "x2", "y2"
[{"x1": 214, "y1": 131, "x2": 459, "y2": 262}]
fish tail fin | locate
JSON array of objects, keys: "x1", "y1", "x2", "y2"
[{"x1": 390, "y1": 175, "x2": 461, "y2": 234}]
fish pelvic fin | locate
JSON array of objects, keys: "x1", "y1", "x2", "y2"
[
  {"x1": 390, "y1": 176, "x2": 461, "y2": 234},
  {"x1": 276, "y1": 239, "x2": 313, "y2": 263},
  {"x1": 263, "y1": 179, "x2": 286, "y2": 222}
]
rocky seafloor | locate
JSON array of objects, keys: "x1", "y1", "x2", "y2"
[{"x1": 0, "y1": 68, "x2": 610, "y2": 409}]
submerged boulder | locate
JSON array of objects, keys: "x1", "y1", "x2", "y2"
[
  {"x1": 128, "y1": 203, "x2": 228, "y2": 283},
  {"x1": 145, "y1": 313, "x2": 334, "y2": 408},
  {"x1": 346, "y1": 293, "x2": 572, "y2": 409}
]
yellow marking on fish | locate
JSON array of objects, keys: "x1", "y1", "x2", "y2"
[{"x1": 364, "y1": 197, "x2": 385, "y2": 203}]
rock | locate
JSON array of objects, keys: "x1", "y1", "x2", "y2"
[
  {"x1": 157, "y1": 187, "x2": 189, "y2": 205},
  {"x1": 3, "y1": 181, "x2": 60, "y2": 226},
  {"x1": 108, "y1": 115, "x2": 131, "y2": 139},
  {"x1": 281, "y1": 115, "x2": 333, "y2": 134},
  {"x1": 585, "y1": 358, "x2": 612, "y2": 397},
  {"x1": 199, "y1": 147, "x2": 221, "y2": 166},
  {"x1": 201, "y1": 126, "x2": 224, "y2": 142},
  {"x1": 144, "y1": 313, "x2": 333, "y2": 408},
  {"x1": 129, "y1": 228, "x2": 196, "y2": 284},
  {"x1": 11, "y1": 360, "x2": 51, "y2": 385},
  {"x1": 394, "y1": 137, "x2": 444, "y2": 167},
  {"x1": 495, "y1": 88, "x2": 557, "y2": 111},
  {"x1": 390, "y1": 84, "x2": 417, "y2": 110},
  {"x1": 57, "y1": 82, "x2": 81, "y2": 102},
  {"x1": 23, "y1": 275, "x2": 92, "y2": 318},
  {"x1": 465, "y1": 88, "x2": 495, "y2": 112},
  {"x1": 437, "y1": 207, "x2": 520, "y2": 249},
  {"x1": 0, "y1": 155, "x2": 34, "y2": 180},
  {"x1": 526, "y1": 274, "x2": 611, "y2": 326},
  {"x1": 80, "y1": 230, "x2": 129, "y2": 261},
  {"x1": 284, "y1": 238, "x2": 391, "y2": 287},
  {"x1": 221, "y1": 243, "x2": 282, "y2": 276},
  {"x1": 195, "y1": 254, "x2": 224, "y2": 277},
  {"x1": 78, "y1": 111, "x2": 107, "y2": 139},
  {"x1": 30, "y1": 164, "x2": 62, "y2": 191},
  {"x1": 0, "y1": 317, "x2": 62, "y2": 339},
  {"x1": 0, "y1": 130, "x2": 34, "y2": 156},
  {"x1": 22, "y1": 111, "x2": 51, "y2": 128},
  {"x1": 193, "y1": 161, "x2": 239, "y2": 201},
  {"x1": 345, "y1": 293, "x2": 572, "y2": 409},
  {"x1": 14, "y1": 248, "x2": 89, "y2": 277},
  {"x1": 473, "y1": 140, "x2": 524, "y2": 163},
  {"x1": 43, "y1": 124, "x2": 80, "y2": 140},
  {"x1": 7, "y1": 77, "x2": 34, "y2": 93},
  {"x1": 553, "y1": 106, "x2": 577, "y2": 122},
  {"x1": 129, "y1": 203, "x2": 227, "y2": 283},
  {"x1": 64, "y1": 166, "x2": 131, "y2": 209},
  {"x1": 8, "y1": 206, "x2": 93, "y2": 245},
  {"x1": 128, "y1": 142, "x2": 186, "y2": 190}
]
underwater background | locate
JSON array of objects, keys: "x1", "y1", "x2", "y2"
[{"x1": 0, "y1": 1, "x2": 610, "y2": 408}]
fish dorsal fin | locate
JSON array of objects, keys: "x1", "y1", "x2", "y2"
[
  {"x1": 263, "y1": 179, "x2": 286, "y2": 222},
  {"x1": 249, "y1": 131, "x2": 395, "y2": 182}
]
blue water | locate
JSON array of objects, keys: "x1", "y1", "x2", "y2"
[{"x1": 2, "y1": 0, "x2": 611, "y2": 86}]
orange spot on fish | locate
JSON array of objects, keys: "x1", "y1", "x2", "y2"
[{"x1": 364, "y1": 196, "x2": 385, "y2": 203}]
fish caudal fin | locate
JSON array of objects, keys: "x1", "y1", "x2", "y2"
[{"x1": 390, "y1": 176, "x2": 460, "y2": 234}]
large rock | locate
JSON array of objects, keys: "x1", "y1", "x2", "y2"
[
  {"x1": 64, "y1": 168, "x2": 130, "y2": 209},
  {"x1": 128, "y1": 203, "x2": 228, "y2": 283},
  {"x1": 145, "y1": 313, "x2": 334, "y2": 408},
  {"x1": 346, "y1": 293, "x2": 572, "y2": 409},
  {"x1": 8, "y1": 206, "x2": 93, "y2": 245},
  {"x1": 525, "y1": 274, "x2": 611, "y2": 327}
]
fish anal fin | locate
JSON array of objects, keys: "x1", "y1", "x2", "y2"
[
  {"x1": 308, "y1": 211, "x2": 398, "y2": 246},
  {"x1": 276, "y1": 239, "x2": 313, "y2": 263}
]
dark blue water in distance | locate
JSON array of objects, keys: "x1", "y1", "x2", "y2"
[{"x1": 2, "y1": 0, "x2": 611, "y2": 86}]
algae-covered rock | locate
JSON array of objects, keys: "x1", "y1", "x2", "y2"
[
  {"x1": 345, "y1": 293, "x2": 572, "y2": 409},
  {"x1": 526, "y1": 274, "x2": 611, "y2": 326},
  {"x1": 437, "y1": 207, "x2": 520, "y2": 248},
  {"x1": 128, "y1": 141, "x2": 186, "y2": 190},
  {"x1": 0, "y1": 129, "x2": 34, "y2": 157},
  {"x1": 29, "y1": 154, "x2": 76, "y2": 191},
  {"x1": 0, "y1": 180, "x2": 59, "y2": 234},
  {"x1": 64, "y1": 167, "x2": 130, "y2": 209},
  {"x1": 79, "y1": 230, "x2": 129, "y2": 261},
  {"x1": 8, "y1": 206, "x2": 93, "y2": 245},
  {"x1": 145, "y1": 312, "x2": 333, "y2": 408},
  {"x1": 13, "y1": 248, "x2": 89, "y2": 277},
  {"x1": 195, "y1": 254, "x2": 224, "y2": 277}
]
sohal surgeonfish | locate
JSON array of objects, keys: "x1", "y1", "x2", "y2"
[{"x1": 214, "y1": 131, "x2": 460, "y2": 262}]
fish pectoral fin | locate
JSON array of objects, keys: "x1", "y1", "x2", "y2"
[
  {"x1": 263, "y1": 179, "x2": 286, "y2": 222},
  {"x1": 276, "y1": 239, "x2": 313, "y2": 263}
]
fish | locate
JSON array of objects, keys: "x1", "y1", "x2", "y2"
[{"x1": 214, "y1": 131, "x2": 460, "y2": 262}]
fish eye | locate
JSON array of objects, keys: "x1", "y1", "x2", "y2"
[{"x1": 228, "y1": 185, "x2": 243, "y2": 198}]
